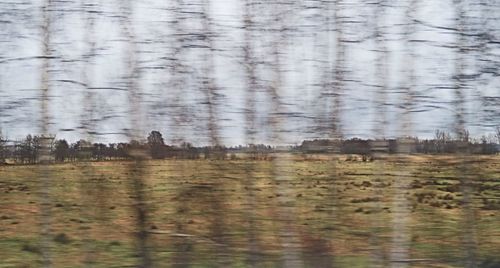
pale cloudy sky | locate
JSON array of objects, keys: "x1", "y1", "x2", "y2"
[{"x1": 0, "y1": 0, "x2": 499, "y2": 145}]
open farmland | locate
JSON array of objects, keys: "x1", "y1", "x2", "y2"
[{"x1": 0, "y1": 155, "x2": 499, "y2": 267}]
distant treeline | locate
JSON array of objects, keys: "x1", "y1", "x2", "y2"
[
  {"x1": 0, "y1": 131, "x2": 274, "y2": 164},
  {"x1": 0, "y1": 129, "x2": 499, "y2": 165},
  {"x1": 299, "y1": 129, "x2": 500, "y2": 155}
]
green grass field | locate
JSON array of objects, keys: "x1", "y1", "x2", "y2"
[{"x1": 1, "y1": 155, "x2": 499, "y2": 267}]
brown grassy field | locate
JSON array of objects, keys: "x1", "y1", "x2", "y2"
[{"x1": 0, "y1": 154, "x2": 499, "y2": 267}]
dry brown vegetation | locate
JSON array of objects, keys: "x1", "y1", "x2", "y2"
[{"x1": 0, "y1": 155, "x2": 499, "y2": 267}]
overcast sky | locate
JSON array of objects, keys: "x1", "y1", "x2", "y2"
[{"x1": 0, "y1": 0, "x2": 499, "y2": 145}]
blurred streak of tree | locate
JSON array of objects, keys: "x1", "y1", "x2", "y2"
[
  {"x1": 167, "y1": 3, "x2": 195, "y2": 265},
  {"x1": 389, "y1": 1, "x2": 419, "y2": 267},
  {"x1": 267, "y1": 1, "x2": 305, "y2": 267},
  {"x1": 372, "y1": 0, "x2": 389, "y2": 139},
  {"x1": 201, "y1": 0, "x2": 231, "y2": 265},
  {"x1": 454, "y1": 1, "x2": 478, "y2": 268},
  {"x1": 166, "y1": 0, "x2": 191, "y2": 145},
  {"x1": 201, "y1": 0, "x2": 220, "y2": 147},
  {"x1": 39, "y1": 0, "x2": 55, "y2": 267},
  {"x1": 367, "y1": 1, "x2": 391, "y2": 266},
  {"x1": 332, "y1": 0, "x2": 345, "y2": 140},
  {"x1": 81, "y1": 0, "x2": 98, "y2": 137},
  {"x1": 77, "y1": 0, "x2": 113, "y2": 266},
  {"x1": 242, "y1": 0, "x2": 261, "y2": 265},
  {"x1": 120, "y1": 1, "x2": 152, "y2": 267}
]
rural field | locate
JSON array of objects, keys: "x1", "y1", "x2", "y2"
[{"x1": 0, "y1": 154, "x2": 499, "y2": 268}]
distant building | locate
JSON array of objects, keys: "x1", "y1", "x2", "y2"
[
  {"x1": 300, "y1": 139, "x2": 342, "y2": 153},
  {"x1": 395, "y1": 137, "x2": 418, "y2": 154}
]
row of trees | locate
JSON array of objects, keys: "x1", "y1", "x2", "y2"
[
  {"x1": 0, "y1": 136, "x2": 129, "y2": 164},
  {"x1": 299, "y1": 128, "x2": 500, "y2": 155},
  {"x1": 0, "y1": 131, "x2": 233, "y2": 164},
  {"x1": 0, "y1": 134, "x2": 44, "y2": 164},
  {"x1": 1, "y1": 128, "x2": 499, "y2": 165}
]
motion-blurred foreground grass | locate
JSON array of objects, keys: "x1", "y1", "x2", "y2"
[{"x1": 0, "y1": 155, "x2": 499, "y2": 267}]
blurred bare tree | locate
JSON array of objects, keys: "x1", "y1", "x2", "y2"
[
  {"x1": 120, "y1": 1, "x2": 152, "y2": 267},
  {"x1": 454, "y1": 1, "x2": 478, "y2": 267},
  {"x1": 39, "y1": 0, "x2": 54, "y2": 266}
]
